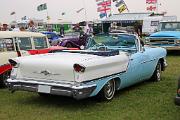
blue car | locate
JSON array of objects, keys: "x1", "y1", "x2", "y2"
[
  {"x1": 7, "y1": 33, "x2": 167, "y2": 101},
  {"x1": 42, "y1": 32, "x2": 62, "y2": 45}
]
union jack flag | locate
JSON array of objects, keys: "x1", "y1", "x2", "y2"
[
  {"x1": 146, "y1": 0, "x2": 157, "y2": 4},
  {"x1": 147, "y1": 5, "x2": 156, "y2": 11}
]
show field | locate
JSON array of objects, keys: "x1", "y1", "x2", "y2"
[{"x1": 0, "y1": 54, "x2": 180, "y2": 120}]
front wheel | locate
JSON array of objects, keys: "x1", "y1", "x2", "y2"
[
  {"x1": 97, "y1": 79, "x2": 116, "y2": 101},
  {"x1": 151, "y1": 61, "x2": 162, "y2": 82}
]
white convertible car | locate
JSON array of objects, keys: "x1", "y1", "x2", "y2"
[{"x1": 7, "y1": 33, "x2": 167, "y2": 100}]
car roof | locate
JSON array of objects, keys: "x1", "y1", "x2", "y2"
[{"x1": 0, "y1": 31, "x2": 46, "y2": 39}]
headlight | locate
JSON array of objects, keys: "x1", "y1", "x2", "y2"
[
  {"x1": 175, "y1": 40, "x2": 180, "y2": 45},
  {"x1": 145, "y1": 38, "x2": 150, "y2": 45}
]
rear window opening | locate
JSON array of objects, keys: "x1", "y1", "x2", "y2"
[{"x1": 0, "y1": 38, "x2": 15, "y2": 52}]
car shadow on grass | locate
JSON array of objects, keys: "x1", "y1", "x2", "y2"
[{"x1": 14, "y1": 80, "x2": 156, "y2": 110}]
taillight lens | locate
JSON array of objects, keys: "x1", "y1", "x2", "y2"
[{"x1": 73, "y1": 64, "x2": 85, "y2": 73}]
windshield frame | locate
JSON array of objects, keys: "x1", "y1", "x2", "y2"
[{"x1": 86, "y1": 34, "x2": 138, "y2": 52}]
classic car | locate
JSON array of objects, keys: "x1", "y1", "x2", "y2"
[
  {"x1": 0, "y1": 31, "x2": 78, "y2": 86},
  {"x1": 7, "y1": 33, "x2": 167, "y2": 101},
  {"x1": 175, "y1": 77, "x2": 180, "y2": 106},
  {"x1": 57, "y1": 32, "x2": 88, "y2": 48},
  {"x1": 41, "y1": 32, "x2": 62, "y2": 46},
  {"x1": 146, "y1": 21, "x2": 180, "y2": 50}
]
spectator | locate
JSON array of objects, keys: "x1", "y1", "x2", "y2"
[
  {"x1": 60, "y1": 24, "x2": 65, "y2": 37},
  {"x1": 28, "y1": 20, "x2": 37, "y2": 32},
  {"x1": 19, "y1": 26, "x2": 26, "y2": 31},
  {"x1": 2, "y1": 24, "x2": 9, "y2": 31}
]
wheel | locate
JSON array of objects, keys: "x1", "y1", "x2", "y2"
[
  {"x1": 0, "y1": 71, "x2": 10, "y2": 87},
  {"x1": 97, "y1": 79, "x2": 116, "y2": 101},
  {"x1": 151, "y1": 61, "x2": 162, "y2": 82},
  {"x1": 66, "y1": 43, "x2": 73, "y2": 48}
]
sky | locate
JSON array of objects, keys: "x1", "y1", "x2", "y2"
[{"x1": 0, "y1": 0, "x2": 179, "y2": 23}]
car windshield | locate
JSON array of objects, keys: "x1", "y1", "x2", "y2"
[
  {"x1": 86, "y1": 34, "x2": 137, "y2": 51},
  {"x1": 34, "y1": 37, "x2": 48, "y2": 49},
  {"x1": 159, "y1": 22, "x2": 180, "y2": 31},
  {"x1": 18, "y1": 37, "x2": 32, "y2": 50}
]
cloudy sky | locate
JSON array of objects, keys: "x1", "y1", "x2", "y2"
[{"x1": 0, "y1": 0, "x2": 179, "y2": 23}]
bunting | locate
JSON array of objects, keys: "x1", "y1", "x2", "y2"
[
  {"x1": 146, "y1": 0, "x2": 157, "y2": 11},
  {"x1": 95, "y1": 0, "x2": 111, "y2": 19}
]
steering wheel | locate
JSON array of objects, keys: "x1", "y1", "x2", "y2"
[{"x1": 92, "y1": 43, "x2": 108, "y2": 51}]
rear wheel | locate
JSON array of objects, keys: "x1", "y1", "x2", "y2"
[
  {"x1": 97, "y1": 79, "x2": 116, "y2": 101},
  {"x1": 0, "y1": 71, "x2": 10, "y2": 87},
  {"x1": 151, "y1": 61, "x2": 162, "y2": 82}
]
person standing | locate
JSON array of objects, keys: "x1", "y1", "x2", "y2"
[{"x1": 28, "y1": 20, "x2": 37, "y2": 32}]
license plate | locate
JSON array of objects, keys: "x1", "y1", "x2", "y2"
[{"x1": 38, "y1": 85, "x2": 51, "y2": 93}]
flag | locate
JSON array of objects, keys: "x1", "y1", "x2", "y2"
[
  {"x1": 37, "y1": 3, "x2": 47, "y2": 11},
  {"x1": 61, "y1": 12, "x2": 65, "y2": 16},
  {"x1": 115, "y1": 0, "x2": 125, "y2": 7},
  {"x1": 47, "y1": 16, "x2": 50, "y2": 20},
  {"x1": 99, "y1": 13, "x2": 107, "y2": 18},
  {"x1": 118, "y1": 4, "x2": 127, "y2": 13},
  {"x1": 76, "y1": 8, "x2": 84, "y2": 13},
  {"x1": 10, "y1": 12, "x2": 16, "y2": 15},
  {"x1": 147, "y1": 5, "x2": 156, "y2": 11},
  {"x1": 146, "y1": 0, "x2": 157, "y2": 4}
]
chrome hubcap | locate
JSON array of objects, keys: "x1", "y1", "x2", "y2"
[{"x1": 104, "y1": 80, "x2": 115, "y2": 99}]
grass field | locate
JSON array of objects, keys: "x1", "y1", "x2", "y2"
[{"x1": 0, "y1": 54, "x2": 180, "y2": 120}]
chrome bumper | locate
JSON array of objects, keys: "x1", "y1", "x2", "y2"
[
  {"x1": 175, "y1": 96, "x2": 180, "y2": 106},
  {"x1": 6, "y1": 79, "x2": 97, "y2": 100}
]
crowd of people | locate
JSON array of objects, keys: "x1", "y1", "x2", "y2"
[{"x1": 0, "y1": 20, "x2": 37, "y2": 32}]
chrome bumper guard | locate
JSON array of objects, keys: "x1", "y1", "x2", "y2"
[
  {"x1": 6, "y1": 79, "x2": 97, "y2": 100},
  {"x1": 175, "y1": 96, "x2": 180, "y2": 106}
]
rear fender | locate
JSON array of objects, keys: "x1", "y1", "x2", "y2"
[{"x1": 90, "y1": 74, "x2": 121, "y2": 97}]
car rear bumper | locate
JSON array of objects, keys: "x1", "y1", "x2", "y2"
[
  {"x1": 175, "y1": 96, "x2": 180, "y2": 106},
  {"x1": 6, "y1": 79, "x2": 97, "y2": 100}
]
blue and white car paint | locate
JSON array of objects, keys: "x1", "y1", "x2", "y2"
[
  {"x1": 7, "y1": 33, "x2": 167, "y2": 100},
  {"x1": 147, "y1": 22, "x2": 180, "y2": 50}
]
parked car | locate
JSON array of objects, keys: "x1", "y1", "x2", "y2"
[
  {"x1": 146, "y1": 21, "x2": 180, "y2": 50},
  {"x1": 58, "y1": 32, "x2": 88, "y2": 48},
  {"x1": 41, "y1": 32, "x2": 62, "y2": 46},
  {"x1": 0, "y1": 31, "x2": 78, "y2": 86},
  {"x1": 7, "y1": 33, "x2": 167, "y2": 101},
  {"x1": 175, "y1": 77, "x2": 180, "y2": 106}
]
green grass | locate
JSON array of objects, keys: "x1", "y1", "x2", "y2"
[{"x1": 0, "y1": 55, "x2": 180, "y2": 120}]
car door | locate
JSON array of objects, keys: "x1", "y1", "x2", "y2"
[{"x1": 120, "y1": 51, "x2": 146, "y2": 88}]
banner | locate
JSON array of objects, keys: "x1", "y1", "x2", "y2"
[{"x1": 37, "y1": 3, "x2": 47, "y2": 11}]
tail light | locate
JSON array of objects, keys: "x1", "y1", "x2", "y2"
[
  {"x1": 17, "y1": 51, "x2": 21, "y2": 57},
  {"x1": 73, "y1": 64, "x2": 85, "y2": 73}
]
